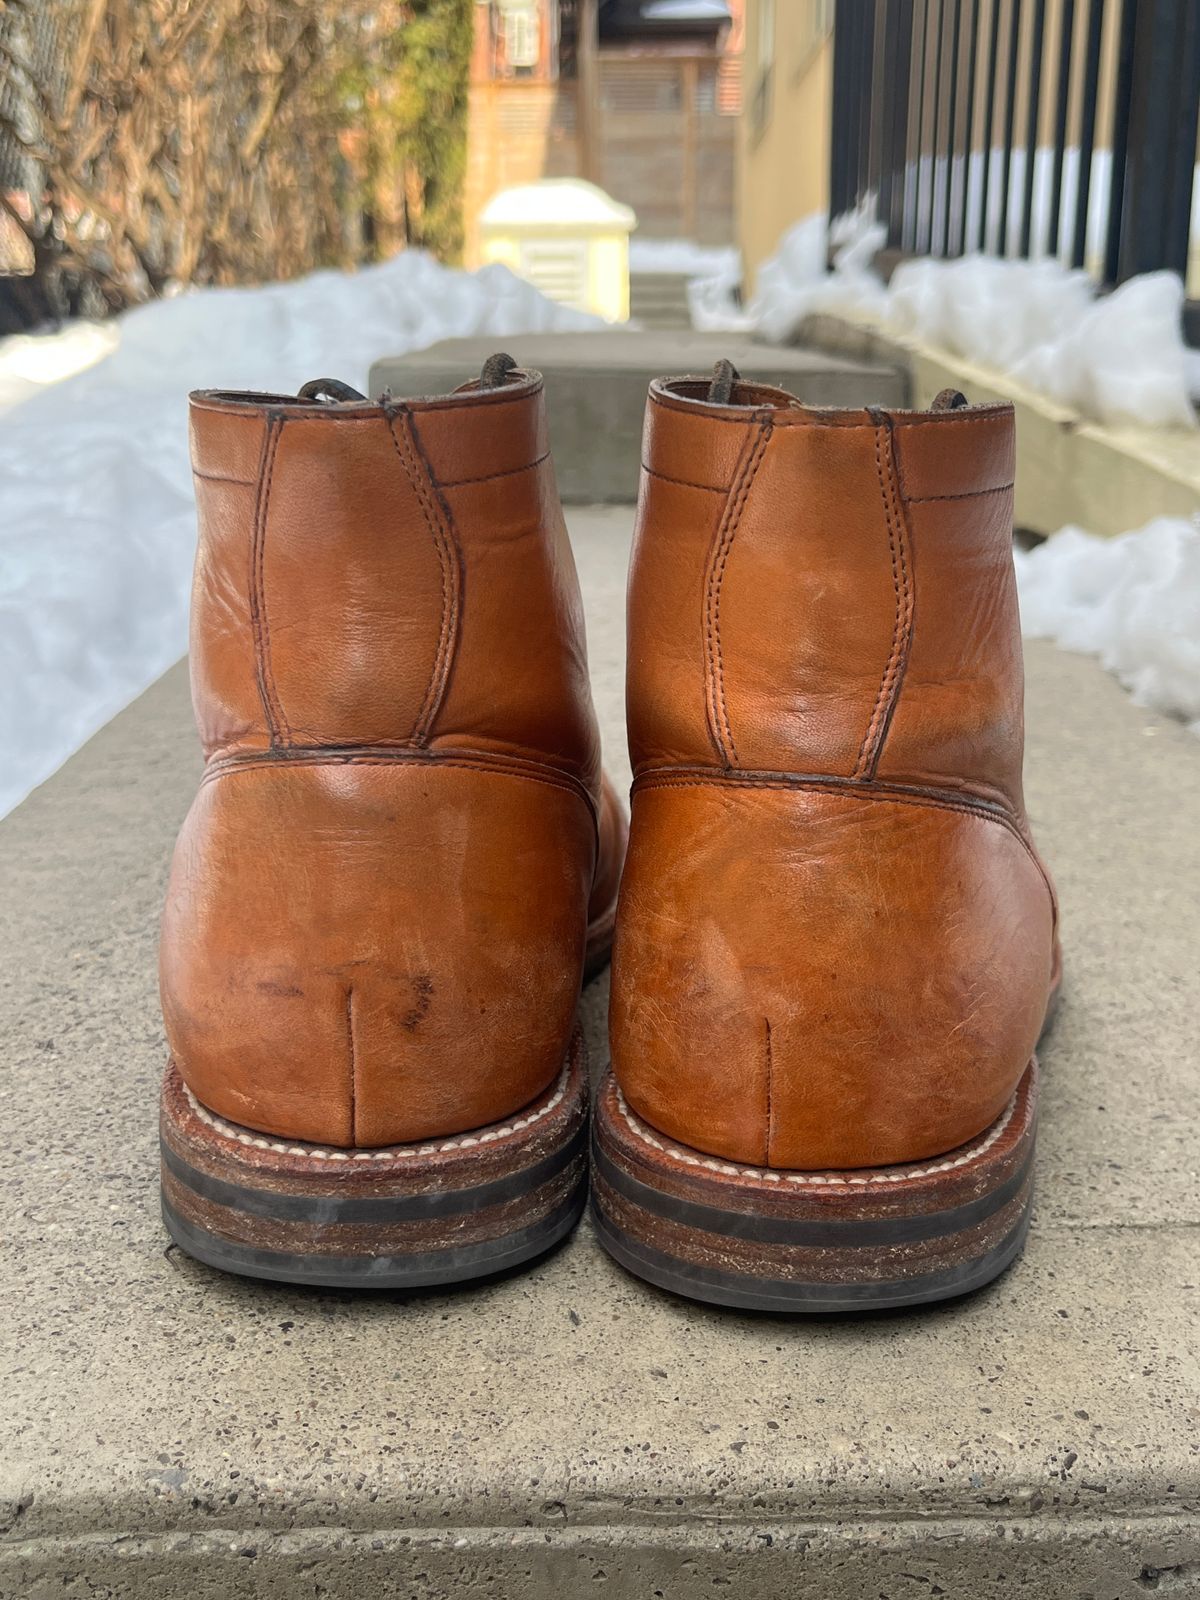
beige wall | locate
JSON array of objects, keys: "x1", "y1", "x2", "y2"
[{"x1": 738, "y1": 0, "x2": 833, "y2": 292}]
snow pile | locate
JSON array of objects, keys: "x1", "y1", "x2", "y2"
[
  {"x1": 750, "y1": 214, "x2": 1197, "y2": 430},
  {"x1": 751, "y1": 208, "x2": 888, "y2": 343},
  {"x1": 889, "y1": 259, "x2": 1194, "y2": 429},
  {"x1": 0, "y1": 252, "x2": 598, "y2": 817},
  {"x1": 0, "y1": 320, "x2": 119, "y2": 414},
  {"x1": 688, "y1": 254, "x2": 754, "y2": 332},
  {"x1": 1016, "y1": 517, "x2": 1200, "y2": 731}
]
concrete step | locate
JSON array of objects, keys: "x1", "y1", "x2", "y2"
[
  {"x1": 629, "y1": 272, "x2": 694, "y2": 330},
  {"x1": 3, "y1": 508, "x2": 1199, "y2": 1598},
  {"x1": 370, "y1": 332, "x2": 908, "y2": 502}
]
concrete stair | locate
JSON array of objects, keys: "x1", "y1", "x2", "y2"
[
  {"x1": 2, "y1": 504, "x2": 1198, "y2": 1597},
  {"x1": 371, "y1": 331, "x2": 908, "y2": 502},
  {"x1": 628, "y1": 271, "x2": 694, "y2": 330}
]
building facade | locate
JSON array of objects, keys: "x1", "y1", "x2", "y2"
[
  {"x1": 737, "y1": 0, "x2": 833, "y2": 292},
  {"x1": 464, "y1": 0, "x2": 743, "y2": 266}
]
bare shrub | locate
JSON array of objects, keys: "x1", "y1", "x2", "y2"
[{"x1": 0, "y1": 0, "x2": 471, "y2": 330}]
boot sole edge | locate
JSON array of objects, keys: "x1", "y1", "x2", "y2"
[
  {"x1": 590, "y1": 1061, "x2": 1037, "y2": 1314},
  {"x1": 161, "y1": 1030, "x2": 589, "y2": 1289}
]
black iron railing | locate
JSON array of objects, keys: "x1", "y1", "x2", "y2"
[{"x1": 830, "y1": 0, "x2": 1200, "y2": 333}]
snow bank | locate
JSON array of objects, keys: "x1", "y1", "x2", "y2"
[
  {"x1": 1016, "y1": 518, "x2": 1200, "y2": 731},
  {"x1": 748, "y1": 213, "x2": 1197, "y2": 430},
  {"x1": 889, "y1": 258, "x2": 1194, "y2": 429},
  {"x1": 750, "y1": 208, "x2": 888, "y2": 343},
  {"x1": 0, "y1": 321, "x2": 119, "y2": 414},
  {"x1": 0, "y1": 252, "x2": 597, "y2": 817}
]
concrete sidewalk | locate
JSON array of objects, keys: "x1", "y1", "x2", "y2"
[{"x1": 2, "y1": 506, "x2": 1198, "y2": 1598}]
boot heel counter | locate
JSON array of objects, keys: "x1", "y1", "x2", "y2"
[
  {"x1": 161, "y1": 760, "x2": 595, "y2": 1147},
  {"x1": 611, "y1": 784, "x2": 1054, "y2": 1170}
]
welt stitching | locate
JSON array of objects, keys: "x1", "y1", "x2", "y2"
[
  {"x1": 854, "y1": 424, "x2": 909, "y2": 778},
  {"x1": 182, "y1": 1064, "x2": 571, "y2": 1162},
  {"x1": 385, "y1": 409, "x2": 461, "y2": 744},
  {"x1": 438, "y1": 450, "x2": 549, "y2": 487},
  {"x1": 616, "y1": 1079, "x2": 1026, "y2": 1187},
  {"x1": 640, "y1": 461, "x2": 728, "y2": 493},
  {"x1": 704, "y1": 419, "x2": 773, "y2": 768},
  {"x1": 906, "y1": 482, "x2": 1014, "y2": 503},
  {"x1": 249, "y1": 416, "x2": 289, "y2": 746}
]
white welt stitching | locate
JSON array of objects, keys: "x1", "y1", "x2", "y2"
[
  {"x1": 183, "y1": 1066, "x2": 570, "y2": 1163},
  {"x1": 614, "y1": 1084, "x2": 1023, "y2": 1187}
]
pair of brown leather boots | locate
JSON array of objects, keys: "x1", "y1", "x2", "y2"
[{"x1": 158, "y1": 355, "x2": 1059, "y2": 1313}]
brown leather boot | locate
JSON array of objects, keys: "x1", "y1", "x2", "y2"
[
  {"x1": 159, "y1": 357, "x2": 626, "y2": 1288},
  {"x1": 593, "y1": 367, "x2": 1060, "y2": 1312}
]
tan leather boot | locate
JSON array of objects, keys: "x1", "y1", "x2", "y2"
[
  {"x1": 593, "y1": 367, "x2": 1060, "y2": 1312},
  {"x1": 159, "y1": 357, "x2": 626, "y2": 1287}
]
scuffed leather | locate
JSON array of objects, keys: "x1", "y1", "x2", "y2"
[
  {"x1": 611, "y1": 378, "x2": 1057, "y2": 1171},
  {"x1": 162, "y1": 373, "x2": 625, "y2": 1147}
]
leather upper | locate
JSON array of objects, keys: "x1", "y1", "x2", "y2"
[
  {"x1": 161, "y1": 371, "x2": 625, "y2": 1147},
  {"x1": 611, "y1": 377, "x2": 1058, "y2": 1170}
]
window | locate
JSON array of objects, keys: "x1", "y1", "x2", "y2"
[{"x1": 499, "y1": 0, "x2": 540, "y2": 72}]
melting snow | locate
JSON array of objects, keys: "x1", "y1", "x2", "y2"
[
  {"x1": 1016, "y1": 518, "x2": 1200, "y2": 732},
  {"x1": 697, "y1": 208, "x2": 1197, "y2": 431}
]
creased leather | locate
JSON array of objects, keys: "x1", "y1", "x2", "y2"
[
  {"x1": 611, "y1": 379, "x2": 1057, "y2": 1171},
  {"x1": 162, "y1": 374, "x2": 626, "y2": 1147}
]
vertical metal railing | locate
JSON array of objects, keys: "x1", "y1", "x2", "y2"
[{"x1": 829, "y1": 0, "x2": 1200, "y2": 332}]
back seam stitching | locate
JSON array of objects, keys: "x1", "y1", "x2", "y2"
[
  {"x1": 703, "y1": 418, "x2": 772, "y2": 768},
  {"x1": 385, "y1": 408, "x2": 462, "y2": 745},
  {"x1": 248, "y1": 416, "x2": 290, "y2": 746}
]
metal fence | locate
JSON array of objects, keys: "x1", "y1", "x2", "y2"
[{"x1": 829, "y1": 0, "x2": 1200, "y2": 336}]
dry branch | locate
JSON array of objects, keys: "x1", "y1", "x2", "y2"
[{"x1": 0, "y1": 0, "x2": 472, "y2": 330}]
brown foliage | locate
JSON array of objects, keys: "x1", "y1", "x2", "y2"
[{"x1": 0, "y1": 0, "x2": 471, "y2": 328}]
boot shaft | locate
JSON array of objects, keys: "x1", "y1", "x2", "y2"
[
  {"x1": 628, "y1": 378, "x2": 1024, "y2": 812},
  {"x1": 611, "y1": 375, "x2": 1055, "y2": 1179},
  {"x1": 188, "y1": 373, "x2": 599, "y2": 789},
  {"x1": 163, "y1": 370, "x2": 622, "y2": 1153}
]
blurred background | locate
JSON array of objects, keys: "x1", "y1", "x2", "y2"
[
  {"x1": 0, "y1": 0, "x2": 1197, "y2": 815},
  {"x1": 3, "y1": 2, "x2": 1197, "y2": 329}
]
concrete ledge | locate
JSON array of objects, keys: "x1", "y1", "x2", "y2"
[
  {"x1": 370, "y1": 333, "x2": 907, "y2": 502},
  {"x1": 3, "y1": 508, "x2": 1199, "y2": 1596},
  {"x1": 797, "y1": 311, "x2": 1200, "y2": 537},
  {"x1": 5, "y1": 1515, "x2": 1200, "y2": 1598}
]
